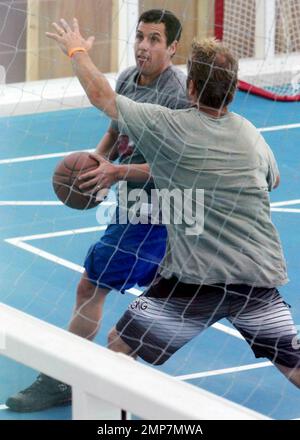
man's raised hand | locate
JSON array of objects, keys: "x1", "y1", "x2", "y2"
[{"x1": 45, "y1": 18, "x2": 95, "y2": 56}]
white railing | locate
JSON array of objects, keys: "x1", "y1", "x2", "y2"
[
  {"x1": 0, "y1": 303, "x2": 270, "y2": 420},
  {"x1": 0, "y1": 75, "x2": 116, "y2": 117}
]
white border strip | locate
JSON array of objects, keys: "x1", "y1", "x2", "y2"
[{"x1": 0, "y1": 76, "x2": 117, "y2": 117}]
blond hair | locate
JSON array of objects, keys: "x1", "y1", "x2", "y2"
[{"x1": 187, "y1": 38, "x2": 238, "y2": 109}]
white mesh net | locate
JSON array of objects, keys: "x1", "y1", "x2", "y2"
[
  {"x1": 0, "y1": 0, "x2": 300, "y2": 422},
  {"x1": 220, "y1": 0, "x2": 300, "y2": 100}
]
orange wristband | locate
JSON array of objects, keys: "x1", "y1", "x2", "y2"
[{"x1": 68, "y1": 47, "x2": 87, "y2": 58}]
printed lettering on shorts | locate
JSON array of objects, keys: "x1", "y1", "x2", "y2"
[{"x1": 130, "y1": 299, "x2": 148, "y2": 311}]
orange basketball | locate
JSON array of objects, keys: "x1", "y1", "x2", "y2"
[{"x1": 52, "y1": 152, "x2": 101, "y2": 210}]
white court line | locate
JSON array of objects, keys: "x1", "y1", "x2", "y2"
[
  {"x1": 0, "y1": 201, "x2": 114, "y2": 207},
  {"x1": 0, "y1": 149, "x2": 92, "y2": 165},
  {"x1": 1, "y1": 227, "x2": 274, "y2": 419},
  {"x1": 271, "y1": 199, "x2": 300, "y2": 207},
  {"x1": 0, "y1": 200, "x2": 298, "y2": 209},
  {"x1": 271, "y1": 208, "x2": 300, "y2": 213},
  {"x1": 5, "y1": 227, "x2": 242, "y2": 336},
  {"x1": 211, "y1": 322, "x2": 243, "y2": 339},
  {"x1": 3, "y1": 196, "x2": 298, "y2": 341},
  {"x1": 259, "y1": 122, "x2": 300, "y2": 133},
  {"x1": 0, "y1": 201, "x2": 63, "y2": 206},
  {"x1": 5, "y1": 227, "x2": 141, "y2": 298},
  {"x1": 6, "y1": 225, "x2": 107, "y2": 242},
  {"x1": 0, "y1": 122, "x2": 299, "y2": 166},
  {"x1": 270, "y1": 200, "x2": 300, "y2": 213},
  {"x1": 176, "y1": 361, "x2": 272, "y2": 381},
  {"x1": 6, "y1": 239, "x2": 85, "y2": 274},
  {"x1": 5, "y1": 227, "x2": 108, "y2": 278}
]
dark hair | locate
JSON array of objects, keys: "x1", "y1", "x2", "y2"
[
  {"x1": 138, "y1": 9, "x2": 182, "y2": 46},
  {"x1": 187, "y1": 38, "x2": 238, "y2": 109}
]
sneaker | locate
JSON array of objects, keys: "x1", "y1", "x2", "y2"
[{"x1": 5, "y1": 373, "x2": 72, "y2": 412}]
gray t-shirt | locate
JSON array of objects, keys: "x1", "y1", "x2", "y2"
[
  {"x1": 116, "y1": 95, "x2": 288, "y2": 287},
  {"x1": 111, "y1": 66, "x2": 189, "y2": 204}
]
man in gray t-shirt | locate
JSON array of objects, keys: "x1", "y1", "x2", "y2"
[
  {"x1": 113, "y1": 41, "x2": 299, "y2": 385},
  {"x1": 115, "y1": 94, "x2": 286, "y2": 287},
  {"x1": 45, "y1": 20, "x2": 300, "y2": 390},
  {"x1": 108, "y1": 63, "x2": 188, "y2": 207}
]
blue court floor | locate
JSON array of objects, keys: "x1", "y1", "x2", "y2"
[{"x1": 0, "y1": 91, "x2": 299, "y2": 420}]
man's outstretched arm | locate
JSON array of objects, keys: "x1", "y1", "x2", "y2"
[
  {"x1": 46, "y1": 19, "x2": 153, "y2": 191},
  {"x1": 46, "y1": 18, "x2": 166, "y2": 169},
  {"x1": 46, "y1": 18, "x2": 117, "y2": 119}
]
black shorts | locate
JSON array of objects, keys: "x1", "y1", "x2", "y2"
[{"x1": 116, "y1": 276, "x2": 300, "y2": 367}]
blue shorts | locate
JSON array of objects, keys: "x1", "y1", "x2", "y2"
[{"x1": 84, "y1": 216, "x2": 167, "y2": 293}]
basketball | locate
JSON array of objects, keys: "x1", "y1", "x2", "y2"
[{"x1": 52, "y1": 152, "x2": 105, "y2": 210}]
